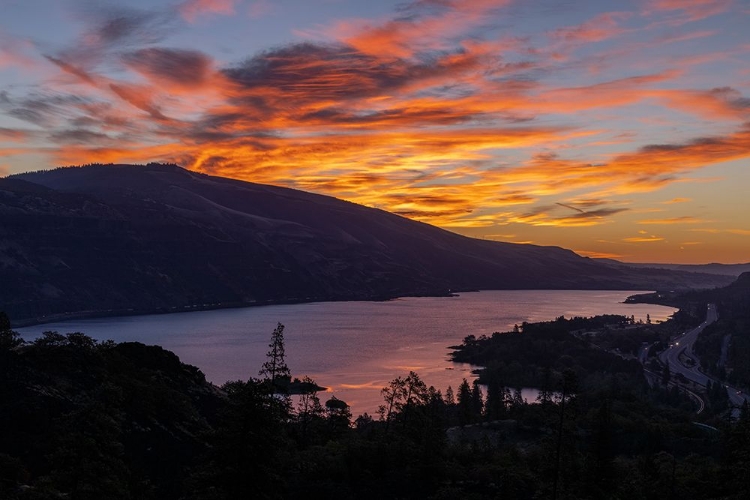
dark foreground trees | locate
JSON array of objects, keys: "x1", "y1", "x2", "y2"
[{"x1": 3, "y1": 314, "x2": 750, "y2": 499}]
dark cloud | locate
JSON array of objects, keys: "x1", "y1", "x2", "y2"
[
  {"x1": 709, "y1": 87, "x2": 750, "y2": 111},
  {"x1": 521, "y1": 204, "x2": 558, "y2": 218},
  {"x1": 44, "y1": 56, "x2": 97, "y2": 85},
  {"x1": 223, "y1": 42, "x2": 483, "y2": 107},
  {"x1": 109, "y1": 83, "x2": 167, "y2": 120},
  {"x1": 49, "y1": 129, "x2": 111, "y2": 145},
  {"x1": 223, "y1": 43, "x2": 408, "y2": 103},
  {"x1": 567, "y1": 207, "x2": 628, "y2": 219},
  {"x1": 519, "y1": 204, "x2": 628, "y2": 225},
  {"x1": 72, "y1": 3, "x2": 172, "y2": 48},
  {"x1": 122, "y1": 48, "x2": 212, "y2": 88},
  {"x1": 4, "y1": 94, "x2": 88, "y2": 126},
  {"x1": 7, "y1": 108, "x2": 46, "y2": 126},
  {"x1": 640, "y1": 136, "x2": 726, "y2": 153},
  {"x1": 298, "y1": 106, "x2": 482, "y2": 127},
  {"x1": 49, "y1": 3, "x2": 174, "y2": 73},
  {"x1": 0, "y1": 127, "x2": 28, "y2": 141}
]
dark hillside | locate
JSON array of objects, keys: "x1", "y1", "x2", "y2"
[{"x1": 1, "y1": 164, "x2": 731, "y2": 324}]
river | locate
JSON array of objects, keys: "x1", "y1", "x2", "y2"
[{"x1": 18, "y1": 290, "x2": 677, "y2": 416}]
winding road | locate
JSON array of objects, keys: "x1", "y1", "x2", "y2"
[{"x1": 657, "y1": 304, "x2": 749, "y2": 409}]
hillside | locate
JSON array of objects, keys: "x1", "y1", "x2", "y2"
[
  {"x1": 0, "y1": 163, "x2": 732, "y2": 325},
  {"x1": 597, "y1": 259, "x2": 750, "y2": 277}
]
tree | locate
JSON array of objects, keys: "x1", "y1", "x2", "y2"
[
  {"x1": 458, "y1": 379, "x2": 473, "y2": 425},
  {"x1": 296, "y1": 376, "x2": 324, "y2": 447},
  {"x1": 444, "y1": 386, "x2": 455, "y2": 406},
  {"x1": 325, "y1": 396, "x2": 351, "y2": 432},
  {"x1": 259, "y1": 322, "x2": 291, "y2": 392},
  {"x1": 0, "y1": 312, "x2": 10, "y2": 331},
  {"x1": 0, "y1": 312, "x2": 23, "y2": 350},
  {"x1": 552, "y1": 370, "x2": 578, "y2": 500},
  {"x1": 379, "y1": 376, "x2": 406, "y2": 431},
  {"x1": 537, "y1": 366, "x2": 553, "y2": 407},
  {"x1": 485, "y1": 378, "x2": 506, "y2": 420}
]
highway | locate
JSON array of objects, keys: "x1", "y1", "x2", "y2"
[{"x1": 657, "y1": 304, "x2": 749, "y2": 409}]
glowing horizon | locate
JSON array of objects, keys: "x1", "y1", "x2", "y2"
[{"x1": 1, "y1": 0, "x2": 749, "y2": 264}]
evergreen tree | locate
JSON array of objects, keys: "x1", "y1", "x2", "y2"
[
  {"x1": 537, "y1": 366, "x2": 553, "y2": 406},
  {"x1": 457, "y1": 379, "x2": 473, "y2": 425},
  {"x1": 444, "y1": 386, "x2": 455, "y2": 406},
  {"x1": 259, "y1": 322, "x2": 291, "y2": 392},
  {"x1": 485, "y1": 378, "x2": 506, "y2": 420}
]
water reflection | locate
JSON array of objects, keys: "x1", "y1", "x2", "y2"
[{"x1": 18, "y1": 290, "x2": 676, "y2": 416}]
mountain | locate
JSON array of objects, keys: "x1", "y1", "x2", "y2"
[
  {"x1": 0, "y1": 163, "x2": 732, "y2": 325},
  {"x1": 596, "y1": 259, "x2": 750, "y2": 277}
]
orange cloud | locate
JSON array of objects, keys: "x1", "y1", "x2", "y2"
[
  {"x1": 648, "y1": 0, "x2": 732, "y2": 22},
  {"x1": 327, "y1": 0, "x2": 512, "y2": 60},
  {"x1": 638, "y1": 216, "x2": 705, "y2": 225},
  {"x1": 550, "y1": 12, "x2": 630, "y2": 44},
  {"x1": 655, "y1": 87, "x2": 750, "y2": 121},
  {"x1": 0, "y1": 128, "x2": 29, "y2": 142},
  {"x1": 623, "y1": 236, "x2": 665, "y2": 242}
]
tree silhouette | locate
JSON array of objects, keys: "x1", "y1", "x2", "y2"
[{"x1": 259, "y1": 322, "x2": 291, "y2": 392}]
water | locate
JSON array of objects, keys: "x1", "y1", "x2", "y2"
[{"x1": 18, "y1": 290, "x2": 676, "y2": 416}]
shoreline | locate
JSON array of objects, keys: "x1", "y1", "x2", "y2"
[{"x1": 7, "y1": 286, "x2": 674, "y2": 329}]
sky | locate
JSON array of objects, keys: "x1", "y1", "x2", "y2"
[{"x1": 1, "y1": 0, "x2": 749, "y2": 264}]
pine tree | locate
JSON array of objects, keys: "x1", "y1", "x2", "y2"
[
  {"x1": 458, "y1": 379, "x2": 473, "y2": 425},
  {"x1": 259, "y1": 322, "x2": 291, "y2": 392},
  {"x1": 444, "y1": 386, "x2": 455, "y2": 406}
]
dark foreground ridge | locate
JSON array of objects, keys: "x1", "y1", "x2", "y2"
[{"x1": 1, "y1": 163, "x2": 731, "y2": 325}]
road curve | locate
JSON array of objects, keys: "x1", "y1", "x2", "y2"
[{"x1": 659, "y1": 304, "x2": 749, "y2": 408}]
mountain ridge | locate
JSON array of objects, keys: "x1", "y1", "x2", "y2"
[{"x1": 1, "y1": 163, "x2": 732, "y2": 326}]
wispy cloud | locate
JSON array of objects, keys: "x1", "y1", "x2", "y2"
[
  {"x1": 647, "y1": 0, "x2": 732, "y2": 23},
  {"x1": 638, "y1": 216, "x2": 705, "y2": 225},
  {"x1": 623, "y1": 236, "x2": 665, "y2": 242},
  {"x1": 178, "y1": 0, "x2": 236, "y2": 23}
]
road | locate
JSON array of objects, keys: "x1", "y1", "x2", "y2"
[{"x1": 658, "y1": 304, "x2": 749, "y2": 409}]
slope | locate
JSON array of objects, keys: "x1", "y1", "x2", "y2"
[{"x1": 0, "y1": 163, "x2": 731, "y2": 324}]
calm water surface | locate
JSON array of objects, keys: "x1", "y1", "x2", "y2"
[{"x1": 18, "y1": 290, "x2": 676, "y2": 416}]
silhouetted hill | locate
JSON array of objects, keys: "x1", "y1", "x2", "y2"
[
  {"x1": 597, "y1": 259, "x2": 750, "y2": 277},
  {"x1": 1, "y1": 164, "x2": 732, "y2": 325}
]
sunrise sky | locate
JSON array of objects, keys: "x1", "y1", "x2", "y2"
[{"x1": 1, "y1": 0, "x2": 749, "y2": 264}]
